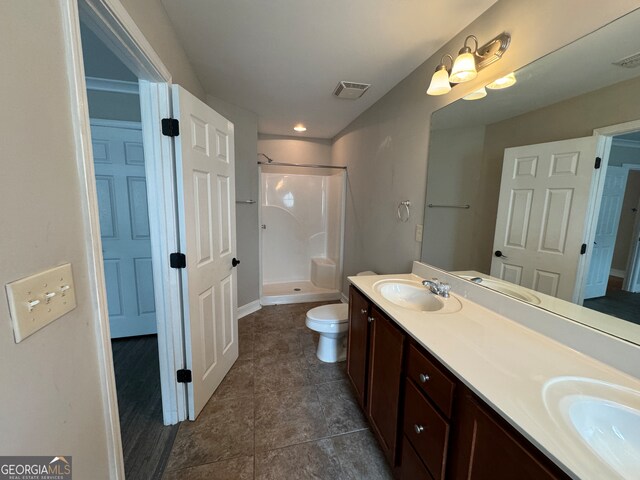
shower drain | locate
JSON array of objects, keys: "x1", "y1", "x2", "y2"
[{"x1": 294, "y1": 288, "x2": 301, "y2": 291}]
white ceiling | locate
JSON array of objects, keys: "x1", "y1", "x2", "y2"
[{"x1": 161, "y1": 0, "x2": 497, "y2": 139}]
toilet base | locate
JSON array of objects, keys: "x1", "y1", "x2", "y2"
[{"x1": 316, "y1": 332, "x2": 347, "y2": 363}]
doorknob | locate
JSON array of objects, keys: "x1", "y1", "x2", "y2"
[
  {"x1": 232, "y1": 258, "x2": 240, "y2": 267},
  {"x1": 494, "y1": 250, "x2": 508, "y2": 259}
]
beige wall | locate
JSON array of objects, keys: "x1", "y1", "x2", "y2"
[
  {"x1": 206, "y1": 94, "x2": 259, "y2": 307},
  {"x1": 258, "y1": 134, "x2": 332, "y2": 165},
  {"x1": 610, "y1": 143, "x2": 640, "y2": 166},
  {"x1": 333, "y1": 0, "x2": 639, "y2": 295},
  {"x1": 119, "y1": 0, "x2": 205, "y2": 100},
  {"x1": 613, "y1": 170, "x2": 640, "y2": 272},
  {"x1": 0, "y1": 2, "x2": 112, "y2": 477},
  {"x1": 423, "y1": 125, "x2": 486, "y2": 270},
  {"x1": 87, "y1": 90, "x2": 141, "y2": 122}
]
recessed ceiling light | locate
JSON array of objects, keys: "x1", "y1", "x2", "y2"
[{"x1": 294, "y1": 124, "x2": 307, "y2": 132}]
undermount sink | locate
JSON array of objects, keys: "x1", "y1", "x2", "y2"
[
  {"x1": 373, "y1": 279, "x2": 462, "y2": 313},
  {"x1": 543, "y1": 377, "x2": 640, "y2": 479},
  {"x1": 460, "y1": 275, "x2": 541, "y2": 305}
]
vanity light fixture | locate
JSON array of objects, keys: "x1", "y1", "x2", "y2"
[
  {"x1": 293, "y1": 124, "x2": 307, "y2": 132},
  {"x1": 426, "y1": 55, "x2": 454, "y2": 96},
  {"x1": 486, "y1": 72, "x2": 517, "y2": 89},
  {"x1": 426, "y1": 32, "x2": 511, "y2": 96},
  {"x1": 462, "y1": 87, "x2": 487, "y2": 101}
]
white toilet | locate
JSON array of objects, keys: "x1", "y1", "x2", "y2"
[{"x1": 305, "y1": 271, "x2": 376, "y2": 363}]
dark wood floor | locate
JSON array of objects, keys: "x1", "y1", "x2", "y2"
[
  {"x1": 112, "y1": 335, "x2": 178, "y2": 480},
  {"x1": 583, "y1": 276, "x2": 640, "y2": 326}
]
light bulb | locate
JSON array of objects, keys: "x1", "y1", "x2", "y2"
[
  {"x1": 486, "y1": 72, "x2": 517, "y2": 90},
  {"x1": 426, "y1": 66, "x2": 451, "y2": 96},
  {"x1": 450, "y1": 50, "x2": 477, "y2": 83},
  {"x1": 293, "y1": 124, "x2": 307, "y2": 132},
  {"x1": 463, "y1": 87, "x2": 487, "y2": 100}
]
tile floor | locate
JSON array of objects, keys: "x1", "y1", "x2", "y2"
[{"x1": 163, "y1": 302, "x2": 393, "y2": 479}]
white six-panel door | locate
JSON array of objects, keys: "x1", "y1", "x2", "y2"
[
  {"x1": 172, "y1": 86, "x2": 238, "y2": 420},
  {"x1": 91, "y1": 121, "x2": 157, "y2": 338},
  {"x1": 583, "y1": 166, "x2": 628, "y2": 299},
  {"x1": 491, "y1": 137, "x2": 598, "y2": 301}
]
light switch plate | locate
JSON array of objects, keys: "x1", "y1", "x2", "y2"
[
  {"x1": 5, "y1": 263, "x2": 77, "y2": 343},
  {"x1": 415, "y1": 224, "x2": 423, "y2": 243}
]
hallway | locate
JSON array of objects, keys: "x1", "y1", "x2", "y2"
[{"x1": 162, "y1": 302, "x2": 392, "y2": 479}]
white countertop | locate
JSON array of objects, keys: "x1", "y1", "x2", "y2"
[
  {"x1": 349, "y1": 272, "x2": 640, "y2": 480},
  {"x1": 454, "y1": 270, "x2": 640, "y2": 346}
]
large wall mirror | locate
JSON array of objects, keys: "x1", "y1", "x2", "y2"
[{"x1": 421, "y1": 9, "x2": 640, "y2": 345}]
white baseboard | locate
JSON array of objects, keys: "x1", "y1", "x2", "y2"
[
  {"x1": 341, "y1": 292, "x2": 348, "y2": 303},
  {"x1": 238, "y1": 300, "x2": 261, "y2": 319},
  {"x1": 610, "y1": 268, "x2": 626, "y2": 278}
]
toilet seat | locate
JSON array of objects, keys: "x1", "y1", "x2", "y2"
[{"x1": 305, "y1": 303, "x2": 349, "y2": 334}]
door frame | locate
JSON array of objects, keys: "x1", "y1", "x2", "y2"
[
  {"x1": 577, "y1": 119, "x2": 640, "y2": 303},
  {"x1": 61, "y1": 0, "x2": 186, "y2": 477}
]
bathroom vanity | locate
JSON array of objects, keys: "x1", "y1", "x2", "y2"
[{"x1": 347, "y1": 265, "x2": 640, "y2": 480}]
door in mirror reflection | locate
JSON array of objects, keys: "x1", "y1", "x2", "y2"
[
  {"x1": 584, "y1": 167, "x2": 627, "y2": 299},
  {"x1": 491, "y1": 137, "x2": 598, "y2": 302}
]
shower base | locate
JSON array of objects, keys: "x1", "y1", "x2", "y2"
[{"x1": 261, "y1": 281, "x2": 341, "y2": 305}]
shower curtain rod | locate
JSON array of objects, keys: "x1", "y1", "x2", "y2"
[{"x1": 257, "y1": 161, "x2": 347, "y2": 170}]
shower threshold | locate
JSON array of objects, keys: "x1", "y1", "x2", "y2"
[{"x1": 261, "y1": 281, "x2": 341, "y2": 305}]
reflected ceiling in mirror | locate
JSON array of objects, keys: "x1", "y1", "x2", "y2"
[{"x1": 421, "y1": 8, "x2": 640, "y2": 345}]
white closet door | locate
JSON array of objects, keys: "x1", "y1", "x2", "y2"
[
  {"x1": 490, "y1": 137, "x2": 597, "y2": 302},
  {"x1": 584, "y1": 166, "x2": 627, "y2": 299},
  {"x1": 92, "y1": 121, "x2": 157, "y2": 338},
  {"x1": 173, "y1": 85, "x2": 238, "y2": 420}
]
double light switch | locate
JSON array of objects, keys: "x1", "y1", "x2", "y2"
[{"x1": 5, "y1": 263, "x2": 77, "y2": 343}]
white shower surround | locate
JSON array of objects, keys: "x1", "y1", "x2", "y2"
[{"x1": 260, "y1": 166, "x2": 345, "y2": 304}]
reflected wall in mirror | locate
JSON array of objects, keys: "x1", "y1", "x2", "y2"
[{"x1": 421, "y1": 8, "x2": 640, "y2": 345}]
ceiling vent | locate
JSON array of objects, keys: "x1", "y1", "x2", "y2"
[
  {"x1": 333, "y1": 81, "x2": 371, "y2": 99},
  {"x1": 613, "y1": 52, "x2": 640, "y2": 68}
]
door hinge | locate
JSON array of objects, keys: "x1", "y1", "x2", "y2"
[
  {"x1": 170, "y1": 252, "x2": 186, "y2": 269},
  {"x1": 580, "y1": 243, "x2": 587, "y2": 255},
  {"x1": 162, "y1": 118, "x2": 180, "y2": 137},
  {"x1": 594, "y1": 157, "x2": 602, "y2": 169},
  {"x1": 176, "y1": 369, "x2": 192, "y2": 383}
]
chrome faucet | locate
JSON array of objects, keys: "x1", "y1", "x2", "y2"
[{"x1": 422, "y1": 278, "x2": 451, "y2": 298}]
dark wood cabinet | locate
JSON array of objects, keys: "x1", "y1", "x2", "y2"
[
  {"x1": 347, "y1": 286, "x2": 404, "y2": 465},
  {"x1": 403, "y1": 380, "x2": 449, "y2": 480},
  {"x1": 346, "y1": 285, "x2": 571, "y2": 480},
  {"x1": 450, "y1": 392, "x2": 570, "y2": 480},
  {"x1": 400, "y1": 436, "x2": 434, "y2": 480},
  {"x1": 367, "y1": 306, "x2": 405, "y2": 465},
  {"x1": 347, "y1": 286, "x2": 371, "y2": 408}
]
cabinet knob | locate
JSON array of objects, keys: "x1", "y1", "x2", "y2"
[
  {"x1": 419, "y1": 373, "x2": 430, "y2": 383},
  {"x1": 360, "y1": 308, "x2": 367, "y2": 314},
  {"x1": 414, "y1": 424, "x2": 425, "y2": 434},
  {"x1": 367, "y1": 316, "x2": 374, "y2": 323}
]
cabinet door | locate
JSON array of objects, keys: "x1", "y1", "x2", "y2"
[
  {"x1": 347, "y1": 286, "x2": 370, "y2": 407},
  {"x1": 367, "y1": 307, "x2": 405, "y2": 465},
  {"x1": 451, "y1": 393, "x2": 569, "y2": 480}
]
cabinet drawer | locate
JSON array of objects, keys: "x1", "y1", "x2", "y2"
[
  {"x1": 407, "y1": 343, "x2": 455, "y2": 417},
  {"x1": 403, "y1": 379, "x2": 449, "y2": 480},
  {"x1": 400, "y1": 436, "x2": 434, "y2": 480}
]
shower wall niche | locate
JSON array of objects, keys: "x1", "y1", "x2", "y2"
[{"x1": 260, "y1": 165, "x2": 345, "y2": 304}]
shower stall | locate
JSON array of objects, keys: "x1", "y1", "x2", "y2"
[{"x1": 259, "y1": 163, "x2": 346, "y2": 305}]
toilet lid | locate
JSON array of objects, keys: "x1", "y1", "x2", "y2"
[{"x1": 306, "y1": 303, "x2": 349, "y2": 322}]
